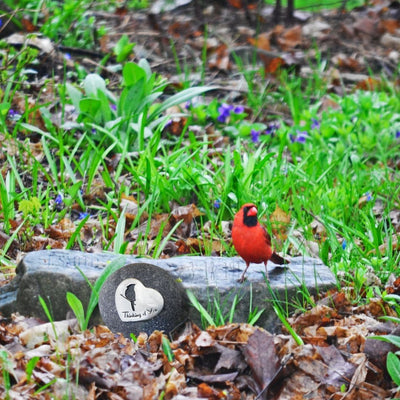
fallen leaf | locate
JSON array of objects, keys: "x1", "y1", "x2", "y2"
[
  {"x1": 277, "y1": 25, "x2": 302, "y2": 51},
  {"x1": 270, "y1": 204, "x2": 290, "y2": 241},
  {"x1": 242, "y1": 329, "x2": 279, "y2": 394},
  {"x1": 248, "y1": 33, "x2": 271, "y2": 51}
]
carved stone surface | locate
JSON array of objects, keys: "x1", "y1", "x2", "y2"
[
  {"x1": 0, "y1": 250, "x2": 336, "y2": 333},
  {"x1": 99, "y1": 263, "x2": 188, "y2": 336}
]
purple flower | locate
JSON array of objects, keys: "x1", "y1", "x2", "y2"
[
  {"x1": 110, "y1": 104, "x2": 117, "y2": 111},
  {"x1": 396, "y1": 130, "x2": 400, "y2": 138},
  {"x1": 0, "y1": 19, "x2": 3, "y2": 28},
  {"x1": 64, "y1": 53, "x2": 71, "y2": 60},
  {"x1": 214, "y1": 199, "x2": 221, "y2": 209},
  {"x1": 290, "y1": 130, "x2": 308, "y2": 143},
  {"x1": 342, "y1": 240, "x2": 347, "y2": 250},
  {"x1": 251, "y1": 129, "x2": 260, "y2": 143},
  {"x1": 55, "y1": 194, "x2": 64, "y2": 205},
  {"x1": 265, "y1": 122, "x2": 280, "y2": 135},
  {"x1": 311, "y1": 118, "x2": 320, "y2": 129},
  {"x1": 233, "y1": 106, "x2": 244, "y2": 114},
  {"x1": 78, "y1": 212, "x2": 89, "y2": 219},
  {"x1": 217, "y1": 103, "x2": 234, "y2": 123},
  {"x1": 8, "y1": 109, "x2": 20, "y2": 121},
  {"x1": 91, "y1": 128, "x2": 97, "y2": 134},
  {"x1": 365, "y1": 191, "x2": 372, "y2": 201}
]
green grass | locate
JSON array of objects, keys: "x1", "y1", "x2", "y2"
[
  {"x1": 264, "y1": 0, "x2": 367, "y2": 11},
  {"x1": 1, "y1": 0, "x2": 400, "y2": 317},
  {"x1": 1, "y1": 1, "x2": 400, "y2": 397},
  {"x1": 1, "y1": 43, "x2": 400, "y2": 290}
]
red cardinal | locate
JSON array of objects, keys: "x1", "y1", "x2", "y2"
[{"x1": 232, "y1": 203, "x2": 288, "y2": 282}]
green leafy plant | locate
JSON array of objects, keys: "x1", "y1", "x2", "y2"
[
  {"x1": 66, "y1": 256, "x2": 126, "y2": 331},
  {"x1": 369, "y1": 294, "x2": 400, "y2": 389},
  {"x1": 0, "y1": 350, "x2": 13, "y2": 400},
  {"x1": 162, "y1": 336, "x2": 174, "y2": 362},
  {"x1": 114, "y1": 34, "x2": 136, "y2": 63},
  {"x1": 66, "y1": 59, "x2": 214, "y2": 152},
  {"x1": 38, "y1": 296, "x2": 58, "y2": 341},
  {"x1": 18, "y1": 197, "x2": 41, "y2": 217},
  {"x1": 186, "y1": 288, "x2": 263, "y2": 328},
  {"x1": 25, "y1": 356, "x2": 40, "y2": 383}
]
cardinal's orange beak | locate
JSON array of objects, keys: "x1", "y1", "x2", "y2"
[{"x1": 247, "y1": 206, "x2": 257, "y2": 217}]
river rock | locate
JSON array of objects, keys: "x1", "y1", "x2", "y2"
[
  {"x1": 99, "y1": 263, "x2": 189, "y2": 336},
  {"x1": 0, "y1": 250, "x2": 336, "y2": 333}
]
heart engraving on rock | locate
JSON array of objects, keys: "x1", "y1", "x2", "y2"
[{"x1": 115, "y1": 278, "x2": 164, "y2": 322}]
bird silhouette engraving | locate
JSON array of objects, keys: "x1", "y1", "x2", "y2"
[{"x1": 123, "y1": 283, "x2": 137, "y2": 312}]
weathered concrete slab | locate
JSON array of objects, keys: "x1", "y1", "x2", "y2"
[{"x1": 0, "y1": 250, "x2": 336, "y2": 333}]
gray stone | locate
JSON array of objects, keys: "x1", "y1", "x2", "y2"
[
  {"x1": 0, "y1": 250, "x2": 336, "y2": 333},
  {"x1": 98, "y1": 263, "x2": 189, "y2": 336}
]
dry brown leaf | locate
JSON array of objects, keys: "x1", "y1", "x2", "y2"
[
  {"x1": 120, "y1": 193, "x2": 139, "y2": 221},
  {"x1": 270, "y1": 204, "x2": 290, "y2": 241},
  {"x1": 248, "y1": 33, "x2": 271, "y2": 51},
  {"x1": 353, "y1": 17, "x2": 379, "y2": 37},
  {"x1": 277, "y1": 25, "x2": 302, "y2": 51},
  {"x1": 337, "y1": 56, "x2": 362, "y2": 72},
  {"x1": 378, "y1": 18, "x2": 400, "y2": 34},
  {"x1": 242, "y1": 328, "x2": 279, "y2": 393},
  {"x1": 208, "y1": 44, "x2": 231, "y2": 71}
]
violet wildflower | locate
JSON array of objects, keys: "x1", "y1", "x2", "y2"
[
  {"x1": 265, "y1": 122, "x2": 280, "y2": 135},
  {"x1": 214, "y1": 199, "x2": 221, "y2": 209},
  {"x1": 110, "y1": 103, "x2": 117, "y2": 111},
  {"x1": 396, "y1": 130, "x2": 400, "y2": 138},
  {"x1": 54, "y1": 193, "x2": 64, "y2": 211},
  {"x1": 290, "y1": 130, "x2": 308, "y2": 143},
  {"x1": 55, "y1": 194, "x2": 64, "y2": 205},
  {"x1": 233, "y1": 105, "x2": 244, "y2": 114},
  {"x1": 342, "y1": 240, "x2": 347, "y2": 250},
  {"x1": 217, "y1": 103, "x2": 234, "y2": 123},
  {"x1": 311, "y1": 118, "x2": 320, "y2": 130},
  {"x1": 91, "y1": 128, "x2": 97, "y2": 134},
  {"x1": 251, "y1": 129, "x2": 260, "y2": 143},
  {"x1": 78, "y1": 212, "x2": 89, "y2": 219},
  {"x1": 8, "y1": 109, "x2": 20, "y2": 121},
  {"x1": 365, "y1": 191, "x2": 372, "y2": 202},
  {"x1": 64, "y1": 53, "x2": 71, "y2": 60}
]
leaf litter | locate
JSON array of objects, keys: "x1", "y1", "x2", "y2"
[
  {"x1": 1, "y1": 0, "x2": 400, "y2": 398},
  {"x1": 1, "y1": 286, "x2": 400, "y2": 398}
]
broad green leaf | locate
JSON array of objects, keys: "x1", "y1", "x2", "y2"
[
  {"x1": 83, "y1": 73, "x2": 107, "y2": 97},
  {"x1": 123, "y1": 62, "x2": 146, "y2": 87},
  {"x1": 84, "y1": 256, "x2": 126, "y2": 328},
  {"x1": 387, "y1": 352, "x2": 400, "y2": 386},
  {"x1": 66, "y1": 82, "x2": 82, "y2": 111},
  {"x1": 138, "y1": 58, "x2": 152, "y2": 80},
  {"x1": 115, "y1": 34, "x2": 135, "y2": 63},
  {"x1": 371, "y1": 334, "x2": 400, "y2": 348},
  {"x1": 66, "y1": 292, "x2": 85, "y2": 330},
  {"x1": 78, "y1": 98, "x2": 102, "y2": 122},
  {"x1": 149, "y1": 86, "x2": 215, "y2": 120},
  {"x1": 25, "y1": 356, "x2": 40, "y2": 383},
  {"x1": 0, "y1": 102, "x2": 11, "y2": 116},
  {"x1": 120, "y1": 79, "x2": 145, "y2": 116}
]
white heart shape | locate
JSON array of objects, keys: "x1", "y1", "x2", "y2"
[{"x1": 115, "y1": 278, "x2": 164, "y2": 322}]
